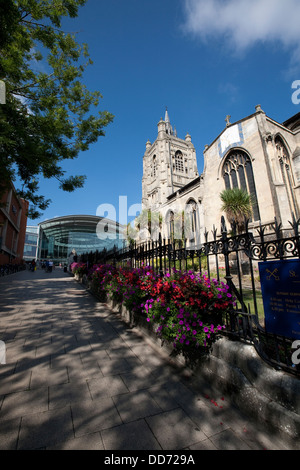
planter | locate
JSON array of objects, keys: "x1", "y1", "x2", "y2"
[{"x1": 73, "y1": 274, "x2": 300, "y2": 442}]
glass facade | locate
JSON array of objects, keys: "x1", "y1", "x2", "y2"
[
  {"x1": 23, "y1": 226, "x2": 39, "y2": 261},
  {"x1": 38, "y1": 215, "x2": 124, "y2": 264}
]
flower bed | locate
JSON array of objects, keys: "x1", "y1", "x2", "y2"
[
  {"x1": 70, "y1": 262, "x2": 88, "y2": 277},
  {"x1": 80, "y1": 263, "x2": 236, "y2": 358}
]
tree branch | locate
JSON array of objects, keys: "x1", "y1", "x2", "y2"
[{"x1": 10, "y1": 72, "x2": 56, "y2": 94}]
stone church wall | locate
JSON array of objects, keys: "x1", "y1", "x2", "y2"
[{"x1": 141, "y1": 106, "x2": 300, "y2": 244}]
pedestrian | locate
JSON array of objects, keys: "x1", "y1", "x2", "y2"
[{"x1": 49, "y1": 260, "x2": 53, "y2": 272}]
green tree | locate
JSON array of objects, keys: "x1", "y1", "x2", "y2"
[
  {"x1": 0, "y1": 0, "x2": 114, "y2": 218},
  {"x1": 124, "y1": 209, "x2": 162, "y2": 243},
  {"x1": 220, "y1": 188, "x2": 252, "y2": 232}
]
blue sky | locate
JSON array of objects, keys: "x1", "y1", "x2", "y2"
[{"x1": 27, "y1": 0, "x2": 300, "y2": 227}]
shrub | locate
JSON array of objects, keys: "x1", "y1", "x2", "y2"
[
  {"x1": 85, "y1": 264, "x2": 235, "y2": 356},
  {"x1": 70, "y1": 262, "x2": 88, "y2": 276}
]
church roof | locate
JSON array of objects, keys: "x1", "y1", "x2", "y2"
[{"x1": 282, "y1": 112, "x2": 300, "y2": 132}]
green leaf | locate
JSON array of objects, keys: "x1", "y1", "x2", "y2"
[{"x1": 0, "y1": 0, "x2": 114, "y2": 219}]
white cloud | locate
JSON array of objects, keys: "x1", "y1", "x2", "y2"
[
  {"x1": 181, "y1": 0, "x2": 300, "y2": 60},
  {"x1": 218, "y1": 82, "x2": 239, "y2": 103}
]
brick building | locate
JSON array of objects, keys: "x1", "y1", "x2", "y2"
[{"x1": 0, "y1": 182, "x2": 29, "y2": 265}]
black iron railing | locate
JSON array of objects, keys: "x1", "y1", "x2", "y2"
[{"x1": 81, "y1": 214, "x2": 300, "y2": 376}]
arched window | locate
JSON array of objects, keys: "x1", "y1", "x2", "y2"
[
  {"x1": 275, "y1": 137, "x2": 299, "y2": 217},
  {"x1": 222, "y1": 150, "x2": 260, "y2": 221},
  {"x1": 153, "y1": 155, "x2": 157, "y2": 178},
  {"x1": 168, "y1": 211, "x2": 175, "y2": 242},
  {"x1": 186, "y1": 199, "x2": 198, "y2": 240},
  {"x1": 175, "y1": 151, "x2": 184, "y2": 172}
]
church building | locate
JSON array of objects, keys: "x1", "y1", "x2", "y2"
[{"x1": 141, "y1": 106, "x2": 300, "y2": 246}]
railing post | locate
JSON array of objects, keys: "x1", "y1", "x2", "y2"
[
  {"x1": 221, "y1": 216, "x2": 236, "y2": 331},
  {"x1": 289, "y1": 212, "x2": 300, "y2": 258},
  {"x1": 158, "y1": 232, "x2": 163, "y2": 277},
  {"x1": 221, "y1": 217, "x2": 232, "y2": 287}
]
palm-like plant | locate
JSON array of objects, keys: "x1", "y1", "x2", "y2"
[{"x1": 220, "y1": 188, "x2": 252, "y2": 233}]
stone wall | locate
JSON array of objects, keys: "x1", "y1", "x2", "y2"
[{"x1": 105, "y1": 295, "x2": 300, "y2": 441}]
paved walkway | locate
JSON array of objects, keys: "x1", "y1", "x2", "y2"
[{"x1": 0, "y1": 268, "x2": 297, "y2": 451}]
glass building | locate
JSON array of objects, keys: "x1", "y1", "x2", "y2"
[
  {"x1": 30, "y1": 215, "x2": 124, "y2": 265},
  {"x1": 23, "y1": 226, "x2": 39, "y2": 262}
]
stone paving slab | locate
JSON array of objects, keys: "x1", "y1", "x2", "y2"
[{"x1": 0, "y1": 268, "x2": 298, "y2": 451}]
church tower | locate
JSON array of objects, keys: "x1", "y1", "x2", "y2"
[{"x1": 142, "y1": 109, "x2": 198, "y2": 211}]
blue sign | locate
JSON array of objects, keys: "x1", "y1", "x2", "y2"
[{"x1": 259, "y1": 259, "x2": 300, "y2": 339}]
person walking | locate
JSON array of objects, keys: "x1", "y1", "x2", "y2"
[{"x1": 48, "y1": 260, "x2": 53, "y2": 272}]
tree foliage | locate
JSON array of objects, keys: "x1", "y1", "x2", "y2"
[
  {"x1": 220, "y1": 188, "x2": 252, "y2": 232},
  {"x1": 0, "y1": 0, "x2": 114, "y2": 218}
]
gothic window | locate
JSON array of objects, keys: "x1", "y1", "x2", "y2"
[
  {"x1": 186, "y1": 199, "x2": 198, "y2": 240},
  {"x1": 153, "y1": 155, "x2": 157, "y2": 178},
  {"x1": 175, "y1": 151, "x2": 184, "y2": 172},
  {"x1": 293, "y1": 154, "x2": 300, "y2": 184},
  {"x1": 168, "y1": 211, "x2": 175, "y2": 242},
  {"x1": 275, "y1": 137, "x2": 299, "y2": 217},
  {"x1": 222, "y1": 150, "x2": 260, "y2": 221}
]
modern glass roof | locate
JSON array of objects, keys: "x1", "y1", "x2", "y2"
[{"x1": 38, "y1": 215, "x2": 124, "y2": 261}]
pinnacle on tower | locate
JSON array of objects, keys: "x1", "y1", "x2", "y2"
[{"x1": 165, "y1": 107, "x2": 173, "y2": 135}]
